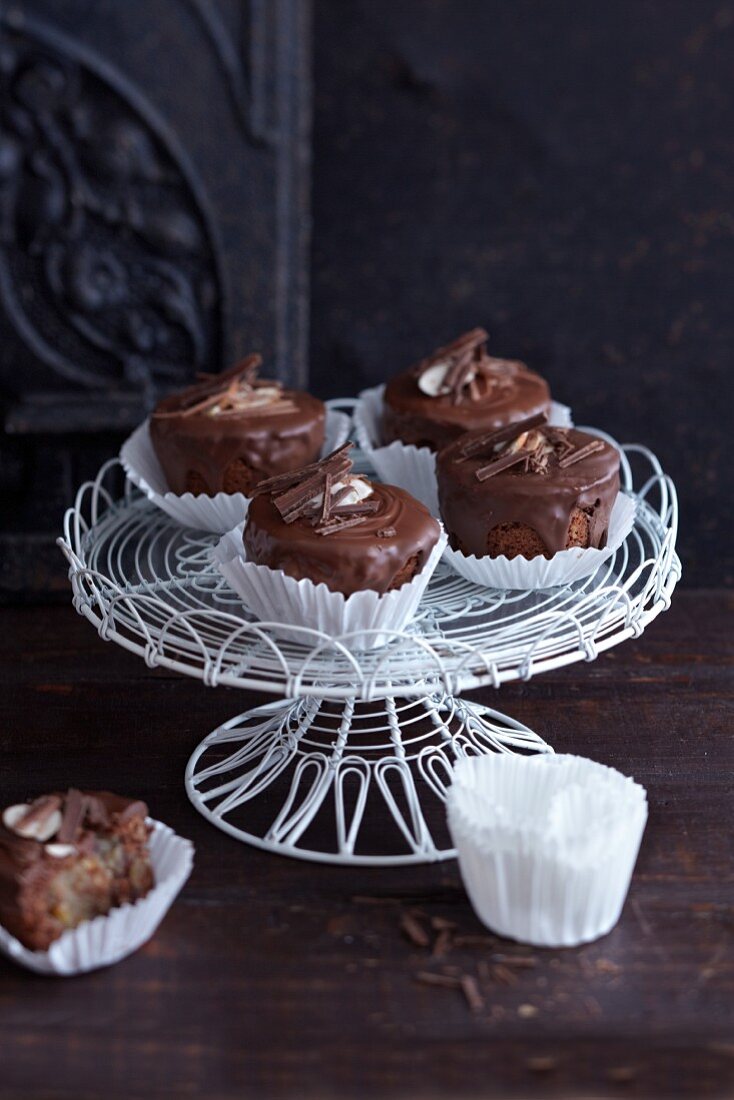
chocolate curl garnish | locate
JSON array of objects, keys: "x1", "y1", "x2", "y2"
[
  {"x1": 319, "y1": 472, "x2": 333, "y2": 524},
  {"x1": 558, "y1": 439, "x2": 605, "y2": 467},
  {"x1": 475, "y1": 449, "x2": 532, "y2": 481},
  {"x1": 545, "y1": 427, "x2": 575, "y2": 460},
  {"x1": 315, "y1": 514, "x2": 374, "y2": 537},
  {"x1": 151, "y1": 355, "x2": 263, "y2": 419},
  {"x1": 57, "y1": 789, "x2": 86, "y2": 844},
  {"x1": 416, "y1": 328, "x2": 490, "y2": 405},
  {"x1": 458, "y1": 413, "x2": 548, "y2": 461},
  {"x1": 254, "y1": 443, "x2": 353, "y2": 499},
  {"x1": 84, "y1": 795, "x2": 110, "y2": 829},
  {"x1": 14, "y1": 795, "x2": 62, "y2": 834},
  {"x1": 262, "y1": 444, "x2": 356, "y2": 524}
]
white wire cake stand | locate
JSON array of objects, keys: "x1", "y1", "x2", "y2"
[{"x1": 58, "y1": 428, "x2": 680, "y2": 866}]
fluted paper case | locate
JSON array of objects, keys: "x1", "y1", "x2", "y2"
[
  {"x1": 213, "y1": 522, "x2": 448, "y2": 650},
  {"x1": 447, "y1": 753, "x2": 648, "y2": 948}
]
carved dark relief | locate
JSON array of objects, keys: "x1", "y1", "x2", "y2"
[{"x1": 0, "y1": 18, "x2": 223, "y2": 404}]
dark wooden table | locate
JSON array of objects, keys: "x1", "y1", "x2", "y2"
[{"x1": 0, "y1": 593, "x2": 732, "y2": 1099}]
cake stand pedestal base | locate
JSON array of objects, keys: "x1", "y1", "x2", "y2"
[{"x1": 185, "y1": 693, "x2": 552, "y2": 866}]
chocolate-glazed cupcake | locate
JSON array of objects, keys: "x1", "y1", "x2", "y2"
[
  {"x1": 0, "y1": 790, "x2": 153, "y2": 950},
  {"x1": 382, "y1": 328, "x2": 552, "y2": 452},
  {"x1": 437, "y1": 415, "x2": 620, "y2": 560},
  {"x1": 149, "y1": 356, "x2": 326, "y2": 496},
  {"x1": 244, "y1": 444, "x2": 441, "y2": 595}
]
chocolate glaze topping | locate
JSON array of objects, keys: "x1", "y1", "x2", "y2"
[
  {"x1": 437, "y1": 417, "x2": 620, "y2": 557},
  {"x1": 149, "y1": 356, "x2": 326, "y2": 495},
  {"x1": 382, "y1": 329, "x2": 551, "y2": 451},
  {"x1": 244, "y1": 445, "x2": 441, "y2": 595}
]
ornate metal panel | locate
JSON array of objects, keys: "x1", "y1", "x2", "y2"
[{"x1": 0, "y1": 0, "x2": 312, "y2": 597}]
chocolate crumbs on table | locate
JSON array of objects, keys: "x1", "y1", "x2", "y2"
[
  {"x1": 400, "y1": 911, "x2": 431, "y2": 949},
  {"x1": 415, "y1": 971, "x2": 462, "y2": 990},
  {"x1": 460, "y1": 974, "x2": 485, "y2": 1013}
]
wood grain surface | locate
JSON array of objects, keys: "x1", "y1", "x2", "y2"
[{"x1": 0, "y1": 594, "x2": 732, "y2": 1099}]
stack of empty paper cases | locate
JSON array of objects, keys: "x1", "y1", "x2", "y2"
[{"x1": 447, "y1": 753, "x2": 648, "y2": 947}]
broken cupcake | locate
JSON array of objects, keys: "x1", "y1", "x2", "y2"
[
  {"x1": 149, "y1": 355, "x2": 326, "y2": 496},
  {"x1": 0, "y1": 790, "x2": 154, "y2": 951},
  {"x1": 382, "y1": 328, "x2": 553, "y2": 452}
]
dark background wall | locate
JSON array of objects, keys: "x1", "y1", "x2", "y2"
[{"x1": 310, "y1": 0, "x2": 733, "y2": 586}]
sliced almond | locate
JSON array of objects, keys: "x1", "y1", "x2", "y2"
[
  {"x1": 505, "y1": 431, "x2": 529, "y2": 454},
  {"x1": 2, "y1": 805, "x2": 29, "y2": 832},
  {"x1": 417, "y1": 361, "x2": 452, "y2": 397},
  {"x1": 45, "y1": 843, "x2": 77, "y2": 859},
  {"x1": 339, "y1": 476, "x2": 373, "y2": 505},
  {"x1": 3, "y1": 802, "x2": 62, "y2": 841}
]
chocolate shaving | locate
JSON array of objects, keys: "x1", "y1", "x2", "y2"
[
  {"x1": 275, "y1": 471, "x2": 330, "y2": 523},
  {"x1": 377, "y1": 526, "x2": 396, "y2": 538},
  {"x1": 558, "y1": 439, "x2": 605, "y2": 467},
  {"x1": 415, "y1": 971, "x2": 462, "y2": 989},
  {"x1": 315, "y1": 514, "x2": 374, "y2": 537},
  {"x1": 254, "y1": 443, "x2": 353, "y2": 498},
  {"x1": 255, "y1": 442, "x2": 383, "y2": 535},
  {"x1": 432, "y1": 928, "x2": 453, "y2": 958},
  {"x1": 84, "y1": 795, "x2": 110, "y2": 829},
  {"x1": 330, "y1": 501, "x2": 380, "y2": 516},
  {"x1": 16, "y1": 795, "x2": 62, "y2": 833},
  {"x1": 152, "y1": 355, "x2": 262, "y2": 419},
  {"x1": 271, "y1": 449, "x2": 353, "y2": 523},
  {"x1": 400, "y1": 911, "x2": 431, "y2": 948},
  {"x1": 57, "y1": 789, "x2": 86, "y2": 844},
  {"x1": 475, "y1": 449, "x2": 531, "y2": 481},
  {"x1": 493, "y1": 963, "x2": 520, "y2": 986},
  {"x1": 319, "y1": 472, "x2": 333, "y2": 524},
  {"x1": 458, "y1": 412, "x2": 548, "y2": 460},
  {"x1": 460, "y1": 974, "x2": 485, "y2": 1012}
]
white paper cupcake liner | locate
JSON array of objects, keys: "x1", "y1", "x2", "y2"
[
  {"x1": 120, "y1": 408, "x2": 351, "y2": 534},
  {"x1": 0, "y1": 819, "x2": 194, "y2": 976},
  {"x1": 353, "y1": 383, "x2": 573, "y2": 516},
  {"x1": 447, "y1": 753, "x2": 648, "y2": 948},
  {"x1": 212, "y1": 522, "x2": 448, "y2": 650},
  {"x1": 442, "y1": 491, "x2": 636, "y2": 590}
]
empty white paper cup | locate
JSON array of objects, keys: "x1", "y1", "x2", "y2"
[
  {"x1": 0, "y1": 819, "x2": 194, "y2": 976},
  {"x1": 353, "y1": 383, "x2": 573, "y2": 516},
  {"x1": 441, "y1": 491, "x2": 637, "y2": 591},
  {"x1": 121, "y1": 408, "x2": 351, "y2": 534},
  {"x1": 212, "y1": 522, "x2": 448, "y2": 650},
  {"x1": 447, "y1": 753, "x2": 648, "y2": 948}
]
